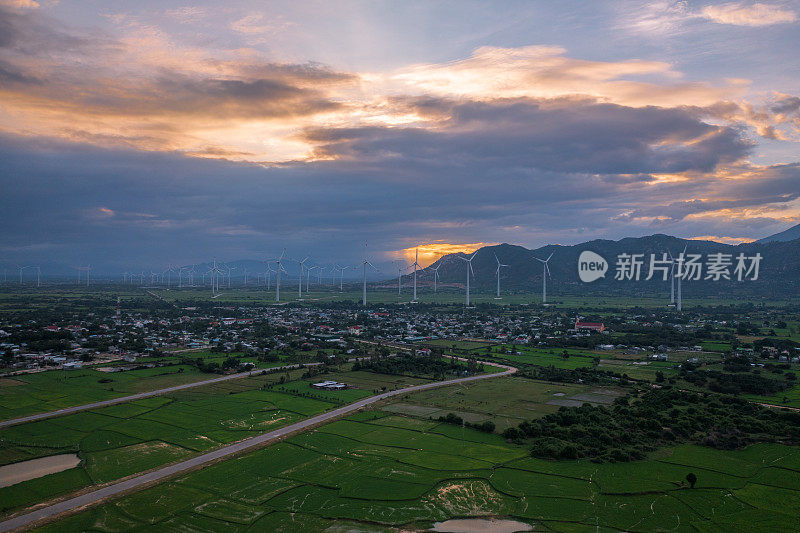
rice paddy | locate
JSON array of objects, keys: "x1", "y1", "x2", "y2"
[
  {"x1": 0, "y1": 368, "x2": 428, "y2": 517},
  {"x1": 34, "y1": 411, "x2": 800, "y2": 532}
]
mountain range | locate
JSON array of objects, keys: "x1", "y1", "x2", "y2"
[{"x1": 405, "y1": 232, "x2": 800, "y2": 298}]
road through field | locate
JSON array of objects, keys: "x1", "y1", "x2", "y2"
[
  {"x1": 0, "y1": 360, "x2": 516, "y2": 532},
  {"x1": 0, "y1": 362, "x2": 318, "y2": 429}
]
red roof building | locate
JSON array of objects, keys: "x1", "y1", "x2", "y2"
[{"x1": 575, "y1": 320, "x2": 605, "y2": 332}]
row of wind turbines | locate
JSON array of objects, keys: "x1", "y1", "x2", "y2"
[
  {"x1": 457, "y1": 250, "x2": 554, "y2": 307},
  {"x1": 8, "y1": 244, "x2": 686, "y2": 310}
]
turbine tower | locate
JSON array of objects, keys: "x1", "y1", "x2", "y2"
[
  {"x1": 333, "y1": 264, "x2": 347, "y2": 292},
  {"x1": 264, "y1": 264, "x2": 275, "y2": 290},
  {"x1": 394, "y1": 260, "x2": 406, "y2": 296},
  {"x1": 666, "y1": 249, "x2": 676, "y2": 304},
  {"x1": 676, "y1": 245, "x2": 687, "y2": 312},
  {"x1": 534, "y1": 253, "x2": 553, "y2": 304},
  {"x1": 206, "y1": 259, "x2": 224, "y2": 295},
  {"x1": 272, "y1": 249, "x2": 288, "y2": 302},
  {"x1": 494, "y1": 253, "x2": 509, "y2": 299},
  {"x1": 297, "y1": 256, "x2": 310, "y2": 299},
  {"x1": 459, "y1": 251, "x2": 477, "y2": 306},
  {"x1": 431, "y1": 263, "x2": 442, "y2": 293},
  {"x1": 358, "y1": 243, "x2": 378, "y2": 305},
  {"x1": 306, "y1": 265, "x2": 319, "y2": 293},
  {"x1": 411, "y1": 248, "x2": 421, "y2": 301}
]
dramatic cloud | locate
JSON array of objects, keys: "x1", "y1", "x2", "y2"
[
  {"x1": 0, "y1": 2, "x2": 798, "y2": 271},
  {"x1": 302, "y1": 97, "x2": 751, "y2": 174}
]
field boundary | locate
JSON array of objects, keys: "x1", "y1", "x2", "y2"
[{"x1": 0, "y1": 360, "x2": 517, "y2": 532}]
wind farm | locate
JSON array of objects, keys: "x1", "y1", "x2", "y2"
[{"x1": 2, "y1": 2, "x2": 800, "y2": 531}]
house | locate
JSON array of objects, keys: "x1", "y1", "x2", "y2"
[
  {"x1": 575, "y1": 320, "x2": 605, "y2": 332},
  {"x1": 311, "y1": 380, "x2": 348, "y2": 390}
]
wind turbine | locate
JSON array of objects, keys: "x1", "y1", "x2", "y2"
[
  {"x1": 494, "y1": 253, "x2": 509, "y2": 299},
  {"x1": 164, "y1": 264, "x2": 178, "y2": 287},
  {"x1": 306, "y1": 265, "x2": 319, "y2": 293},
  {"x1": 75, "y1": 266, "x2": 91, "y2": 286},
  {"x1": 666, "y1": 250, "x2": 676, "y2": 304},
  {"x1": 296, "y1": 256, "x2": 310, "y2": 299},
  {"x1": 430, "y1": 263, "x2": 443, "y2": 293},
  {"x1": 410, "y1": 248, "x2": 421, "y2": 301},
  {"x1": 459, "y1": 251, "x2": 477, "y2": 306},
  {"x1": 19, "y1": 265, "x2": 41, "y2": 287},
  {"x1": 224, "y1": 265, "x2": 235, "y2": 288},
  {"x1": 264, "y1": 263, "x2": 276, "y2": 290},
  {"x1": 675, "y1": 245, "x2": 687, "y2": 312},
  {"x1": 206, "y1": 259, "x2": 224, "y2": 295},
  {"x1": 357, "y1": 243, "x2": 378, "y2": 305},
  {"x1": 394, "y1": 260, "x2": 407, "y2": 296},
  {"x1": 534, "y1": 253, "x2": 553, "y2": 304},
  {"x1": 333, "y1": 264, "x2": 347, "y2": 292},
  {"x1": 271, "y1": 250, "x2": 289, "y2": 302}
]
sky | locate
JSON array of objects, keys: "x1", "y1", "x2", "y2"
[{"x1": 1, "y1": 0, "x2": 799, "y2": 273}]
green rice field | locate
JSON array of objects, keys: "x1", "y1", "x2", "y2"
[
  {"x1": 0, "y1": 368, "x2": 430, "y2": 517},
  {"x1": 0, "y1": 352, "x2": 288, "y2": 421},
  {"x1": 35, "y1": 410, "x2": 800, "y2": 532}
]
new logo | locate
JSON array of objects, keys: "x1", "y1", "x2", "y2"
[{"x1": 578, "y1": 251, "x2": 608, "y2": 282}]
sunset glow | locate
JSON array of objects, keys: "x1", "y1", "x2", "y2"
[{"x1": 392, "y1": 243, "x2": 500, "y2": 268}]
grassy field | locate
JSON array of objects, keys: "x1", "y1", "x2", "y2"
[
  {"x1": 36, "y1": 411, "x2": 800, "y2": 532},
  {"x1": 0, "y1": 352, "x2": 290, "y2": 421},
  {"x1": 0, "y1": 367, "x2": 430, "y2": 517},
  {"x1": 97, "y1": 284, "x2": 793, "y2": 309},
  {"x1": 382, "y1": 376, "x2": 623, "y2": 431},
  {"x1": 483, "y1": 345, "x2": 598, "y2": 370},
  {"x1": 1, "y1": 283, "x2": 794, "y2": 311}
]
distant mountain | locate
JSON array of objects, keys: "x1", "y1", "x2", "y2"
[
  {"x1": 406, "y1": 234, "x2": 800, "y2": 297},
  {"x1": 756, "y1": 223, "x2": 800, "y2": 243}
]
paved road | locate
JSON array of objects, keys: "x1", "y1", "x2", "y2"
[
  {"x1": 0, "y1": 363, "x2": 316, "y2": 429},
  {"x1": 0, "y1": 339, "x2": 416, "y2": 429},
  {"x1": 0, "y1": 360, "x2": 516, "y2": 532}
]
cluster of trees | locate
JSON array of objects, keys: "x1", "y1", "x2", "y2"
[
  {"x1": 754, "y1": 337, "x2": 800, "y2": 356},
  {"x1": 6, "y1": 329, "x2": 73, "y2": 353},
  {"x1": 180, "y1": 355, "x2": 245, "y2": 374},
  {"x1": 680, "y1": 361, "x2": 787, "y2": 395},
  {"x1": 352, "y1": 354, "x2": 478, "y2": 379},
  {"x1": 437, "y1": 412, "x2": 496, "y2": 433},
  {"x1": 502, "y1": 388, "x2": 800, "y2": 462},
  {"x1": 519, "y1": 365, "x2": 623, "y2": 385}
]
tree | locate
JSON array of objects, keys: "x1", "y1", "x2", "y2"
[{"x1": 686, "y1": 472, "x2": 697, "y2": 488}]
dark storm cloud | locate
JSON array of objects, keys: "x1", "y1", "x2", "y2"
[
  {"x1": 0, "y1": 128, "x2": 795, "y2": 273},
  {"x1": 303, "y1": 98, "x2": 751, "y2": 174}
]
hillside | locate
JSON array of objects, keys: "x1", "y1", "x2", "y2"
[
  {"x1": 405, "y1": 234, "x2": 800, "y2": 297},
  {"x1": 757, "y1": 223, "x2": 800, "y2": 243}
]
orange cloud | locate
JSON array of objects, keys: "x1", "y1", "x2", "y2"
[
  {"x1": 390, "y1": 242, "x2": 498, "y2": 267},
  {"x1": 388, "y1": 45, "x2": 739, "y2": 108},
  {"x1": 690, "y1": 235, "x2": 756, "y2": 245}
]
